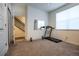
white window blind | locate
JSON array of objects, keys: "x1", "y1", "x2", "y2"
[{"x1": 56, "y1": 5, "x2": 79, "y2": 29}]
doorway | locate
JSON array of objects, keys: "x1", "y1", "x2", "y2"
[{"x1": 14, "y1": 16, "x2": 25, "y2": 42}]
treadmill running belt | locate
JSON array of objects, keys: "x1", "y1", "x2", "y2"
[{"x1": 47, "y1": 38, "x2": 62, "y2": 43}]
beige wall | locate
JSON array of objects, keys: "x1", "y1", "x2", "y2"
[
  {"x1": 48, "y1": 3, "x2": 79, "y2": 45},
  {"x1": 52, "y1": 30, "x2": 79, "y2": 45}
]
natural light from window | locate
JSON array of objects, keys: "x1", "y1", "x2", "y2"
[
  {"x1": 38, "y1": 20, "x2": 45, "y2": 29},
  {"x1": 56, "y1": 5, "x2": 79, "y2": 30}
]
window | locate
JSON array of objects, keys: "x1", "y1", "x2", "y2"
[
  {"x1": 56, "y1": 5, "x2": 79, "y2": 30},
  {"x1": 38, "y1": 20, "x2": 45, "y2": 29},
  {"x1": 34, "y1": 20, "x2": 45, "y2": 30}
]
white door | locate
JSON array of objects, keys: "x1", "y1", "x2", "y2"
[{"x1": 0, "y1": 4, "x2": 8, "y2": 56}]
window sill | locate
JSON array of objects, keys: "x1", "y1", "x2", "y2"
[{"x1": 55, "y1": 29, "x2": 79, "y2": 31}]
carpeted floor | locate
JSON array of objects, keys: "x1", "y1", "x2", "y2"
[{"x1": 6, "y1": 39, "x2": 79, "y2": 56}]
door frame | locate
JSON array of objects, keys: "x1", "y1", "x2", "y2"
[
  {"x1": 7, "y1": 6, "x2": 15, "y2": 45},
  {"x1": 14, "y1": 16, "x2": 26, "y2": 43}
]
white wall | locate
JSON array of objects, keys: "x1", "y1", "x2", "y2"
[
  {"x1": 26, "y1": 6, "x2": 48, "y2": 40},
  {"x1": 0, "y1": 4, "x2": 8, "y2": 55},
  {"x1": 12, "y1": 4, "x2": 26, "y2": 16},
  {"x1": 48, "y1": 3, "x2": 79, "y2": 45}
]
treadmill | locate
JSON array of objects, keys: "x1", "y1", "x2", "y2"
[{"x1": 40, "y1": 26, "x2": 62, "y2": 43}]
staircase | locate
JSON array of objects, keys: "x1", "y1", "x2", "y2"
[
  {"x1": 14, "y1": 16, "x2": 25, "y2": 40},
  {"x1": 14, "y1": 16, "x2": 25, "y2": 32}
]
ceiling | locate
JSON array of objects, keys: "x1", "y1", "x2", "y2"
[
  {"x1": 27, "y1": 3, "x2": 66, "y2": 12},
  {"x1": 11, "y1": 3, "x2": 67, "y2": 12}
]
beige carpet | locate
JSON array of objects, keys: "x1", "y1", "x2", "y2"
[{"x1": 6, "y1": 39, "x2": 79, "y2": 56}]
